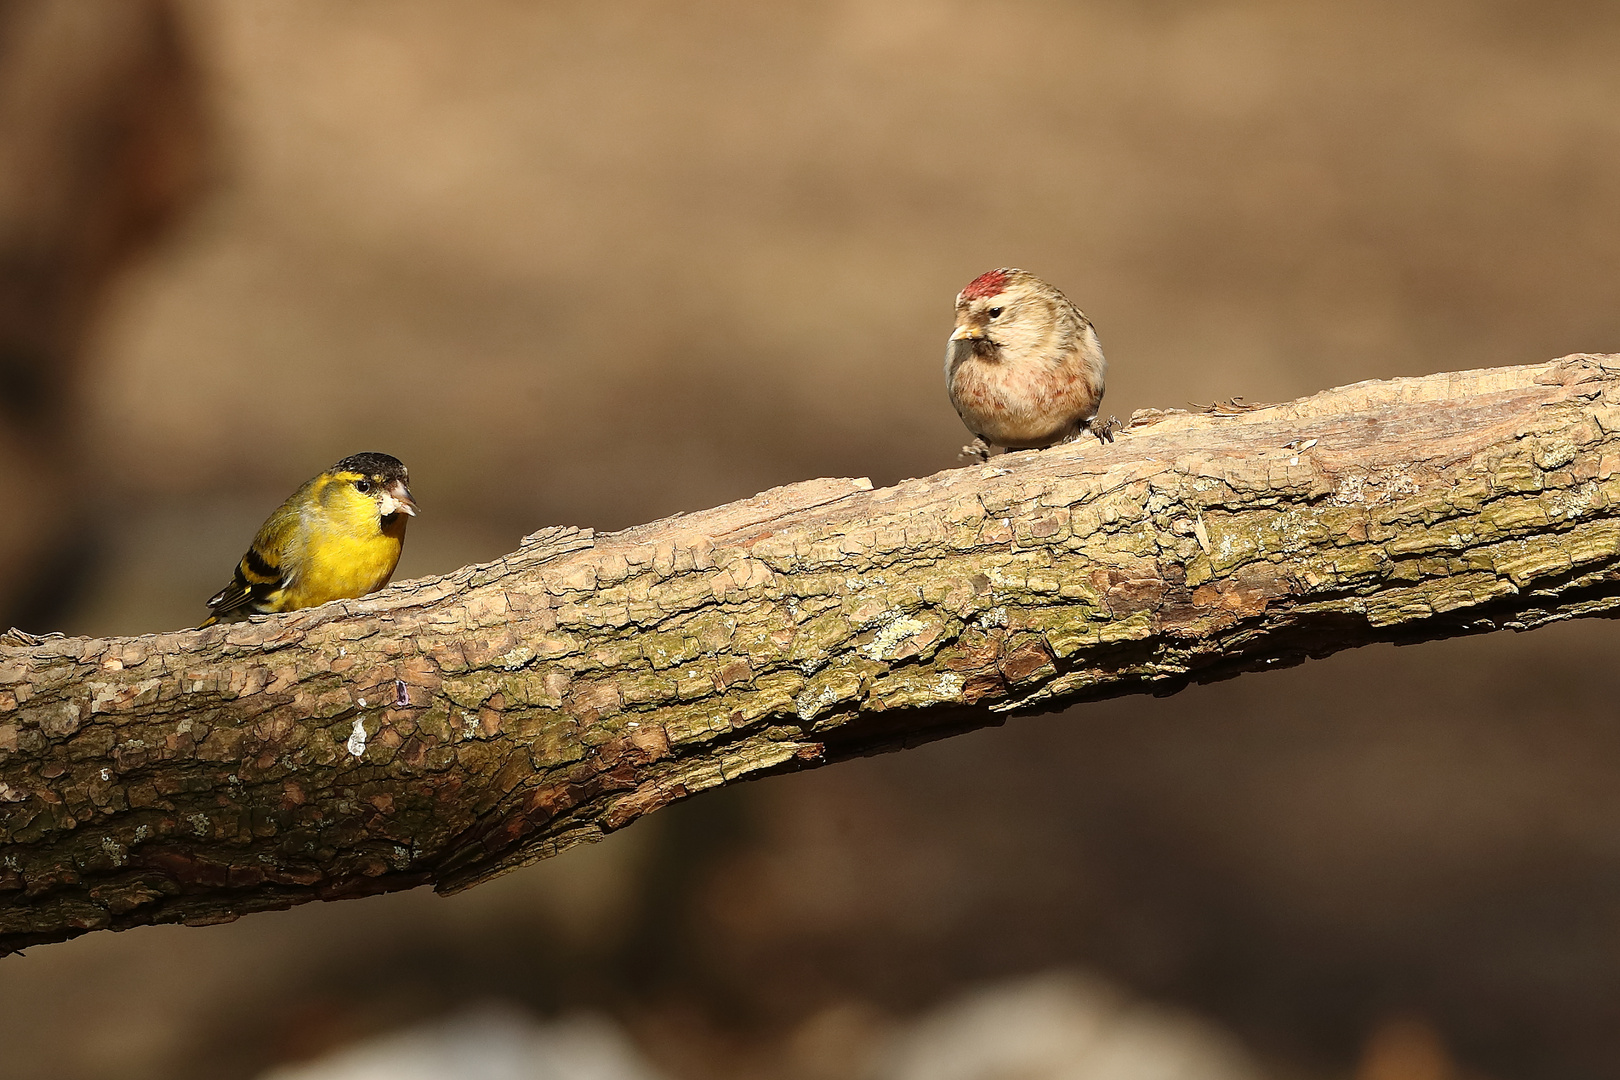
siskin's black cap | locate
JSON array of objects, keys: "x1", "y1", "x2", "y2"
[{"x1": 331, "y1": 452, "x2": 409, "y2": 483}]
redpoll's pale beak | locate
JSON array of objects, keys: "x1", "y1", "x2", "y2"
[
  {"x1": 379, "y1": 479, "x2": 419, "y2": 517},
  {"x1": 951, "y1": 323, "x2": 987, "y2": 341}
]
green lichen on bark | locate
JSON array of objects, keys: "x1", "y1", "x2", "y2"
[{"x1": 5, "y1": 356, "x2": 1620, "y2": 953}]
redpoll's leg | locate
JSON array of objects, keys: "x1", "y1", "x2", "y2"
[
  {"x1": 1087, "y1": 415, "x2": 1121, "y2": 444},
  {"x1": 958, "y1": 437, "x2": 993, "y2": 463}
]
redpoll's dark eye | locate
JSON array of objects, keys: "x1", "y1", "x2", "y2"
[
  {"x1": 988, "y1": 307, "x2": 1003, "y2": 319},
  {"x1": 355, "y1": 479, "x2": 373, "y2": 494}
]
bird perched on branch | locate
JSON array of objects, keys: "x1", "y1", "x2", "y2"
[
  {"x1": 199, "y1": 452, "x2": 418, "y2": 627},
  {"x1": 946, "y1": 268, "x2": 1117, "y2": 461}
]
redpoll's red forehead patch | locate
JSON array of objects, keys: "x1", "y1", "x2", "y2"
[{"x1": 960, "y1": 269, "x2": 1011, "y2": 300}]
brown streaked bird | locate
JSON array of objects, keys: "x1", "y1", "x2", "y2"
[
  {"x1": 945, "y1": 267, "x2": 1117, "y2": 461},
  {"x1": 199, "y1": 452, "x2": 418, "y2": 627}
]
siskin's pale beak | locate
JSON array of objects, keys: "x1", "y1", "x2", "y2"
[
  {"x1": 951, "y1": 323, "x2": 987, "y2": 341},
  {"x1": 379, "y1": 479, "x2": 419, "y2": 517}
]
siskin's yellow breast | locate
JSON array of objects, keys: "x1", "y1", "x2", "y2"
[
  {"x1": 270, "y1": 478, "x2": 409, "y2": 612},
  {"x1": 279, "y1": 527, "x2": 404, "y2": 611}
]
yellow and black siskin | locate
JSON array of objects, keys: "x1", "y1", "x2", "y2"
[{"x1": 200, "y1": 452, "x2": 419, "y2": 627}]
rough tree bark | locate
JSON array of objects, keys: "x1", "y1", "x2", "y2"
[{"x1": 6, "y1": 355, "x2": 1620, "y2": 954}]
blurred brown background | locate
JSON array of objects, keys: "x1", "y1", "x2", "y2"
[{"x1": 4, "y1": 0, "x2": 1620, "y2": 1077}]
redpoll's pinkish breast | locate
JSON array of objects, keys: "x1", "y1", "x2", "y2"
[{"x1": 945, "y1": 268, "x2": 1116, "y2": 461}]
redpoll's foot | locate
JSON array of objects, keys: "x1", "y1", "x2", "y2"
[
  {"x1": 959, "y1": 437, "x2": 993, "y2": 463},
  {"x1": 1087, "y1": 415, "x2": 1121, "y2": 443}
]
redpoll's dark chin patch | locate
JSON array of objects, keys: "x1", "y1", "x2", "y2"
[{"x1": 961, "y1": 269, "x2": 1011, "y2": 300}]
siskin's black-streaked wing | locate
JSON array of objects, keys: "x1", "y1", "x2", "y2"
[{"x1": 203, "y1": 545, "x2": 284, "y2": 622}]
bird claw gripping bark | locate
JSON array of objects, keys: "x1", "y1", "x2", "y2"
[
  {"x1": 959, "y1": 437, "x2": 994, "y2": 463},
  {"x1": 1087, "y1": 415, "x2": 1121, "y2": 443}
]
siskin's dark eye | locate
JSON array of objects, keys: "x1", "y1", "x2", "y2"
[
  {"x1": 988, "y1": 307, "x2": 1003, "y2": 319},
  {"x1": 355, "y1": 479, "x2": 373, "y2": 494}
]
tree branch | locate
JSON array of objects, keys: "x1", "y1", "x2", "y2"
[{"x1": 6, "y1": 355, "x2": 1620, "y2": 953}]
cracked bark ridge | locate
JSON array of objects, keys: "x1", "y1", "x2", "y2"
[{"x1": 6, "y1": 354, "x2": 1620, "y2": 954}]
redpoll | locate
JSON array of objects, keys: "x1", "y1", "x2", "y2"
[{"x1": 946, "y1": 268, "x2": 1116, "y2": 461}]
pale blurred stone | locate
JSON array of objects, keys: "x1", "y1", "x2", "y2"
[
  {"x1": 871, "y1": 971, "x2": 1263, "y2": 1080},
  {"x1": 256, "y1": 1005, "x2": 669, "y2": 1080}
]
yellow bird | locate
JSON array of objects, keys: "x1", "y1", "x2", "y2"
[{"x1": 200, "y1": 452, "x2": 419, "y2": 627}]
